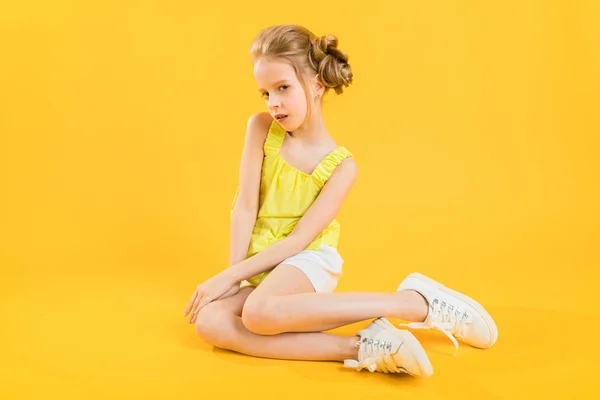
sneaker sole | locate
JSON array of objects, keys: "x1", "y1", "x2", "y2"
[
  {"x1": 399, "y1": 272, "x2": 498, "y2": 348},
  {"x1": 375, "y1": 318, "x2": 434, "y2": 378}
]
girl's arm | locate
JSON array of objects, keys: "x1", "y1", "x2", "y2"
[
  {"x1": 229, "y1": 112, "x2": 272, "y2": 267},
  {"x1": 226, "y1": 156, "x2": 358, "y2": 283}
]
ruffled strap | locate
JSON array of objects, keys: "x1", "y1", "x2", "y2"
[
  {"x1": 312, "y1": 147, "x2": 353, "y2": 184},
  {"x1": 263, "y1": 120, "x2": 285, "y2": 155}
]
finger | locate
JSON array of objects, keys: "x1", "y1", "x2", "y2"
[
  {"x1": 191, "y1": 303, "x2": 205, "y2": 324},
  {"x1": 190, "y1": 296, "x2": 213, "y2": 324},
  {"x1": 196, "y1": 296, "x2": 213, "y2": 314},
  {"x1": 183, "y1": 296, "x2": 195, "y2": 317},
  {"x1": 192, "y1": 296, "x2": 211, "y2": 322},
  {"x1": 191, "y1": 300, "x2": 209, "y2": 324},
  {"x1": 183, "y1": 291, "x2": 199, "y2": 317},
  {"x1": 188, "y1": 294, "x2": 204, "y2": 323},
  {"x1": 184, "y1": 290, "x2": 200, "y2": 316}
]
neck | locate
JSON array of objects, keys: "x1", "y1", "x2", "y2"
[{"x1": 289, "y1": 110, "x2": 328, "y2": 142}]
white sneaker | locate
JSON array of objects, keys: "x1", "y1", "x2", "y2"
[
  {"x1": 397, "y1": 272, "x2": 498, "y2": 353},
  {"x1": 343, "y1": 317, "x2": 433, "y2": 377}
]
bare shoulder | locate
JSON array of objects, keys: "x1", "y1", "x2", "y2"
[
  {"x1": 330, "y1": 155, "x2": 358, "y2": 182},
  {"x1": 320, "y1": 153, "x2": 358, "y2": 193},
  {"x1": 246, "y1": 111, "x2": 273, "y2": 142}
]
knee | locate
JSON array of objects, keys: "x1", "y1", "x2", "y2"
[
  {"x1": 241, "y1": 296, "x2": 284, "y2": 335},
  {"x1": 194, "y1": 302, "x2": 237, "y2": 348}
]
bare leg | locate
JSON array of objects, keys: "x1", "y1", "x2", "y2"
[
  {"x1": 195, "y1": 287, "x2": 360, "y2": 361},
  {"x1": 246, "y1": 291, "x2": 427, "y2": 332},
  {"x1": 241, "y1": 264, "x2": 428, "y2": 335}
]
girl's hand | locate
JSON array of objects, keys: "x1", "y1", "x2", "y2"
[{"x1": 183, "y1": 271, "x2": 240, "y2": 324}]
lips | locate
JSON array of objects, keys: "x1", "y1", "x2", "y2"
[{"x1": 274, "y1": 114, "x2": 288, "y2": 120}]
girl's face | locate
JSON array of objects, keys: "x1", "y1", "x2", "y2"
[{"x1": 254, "y1": 59, "x2": 317, "y2": 131}]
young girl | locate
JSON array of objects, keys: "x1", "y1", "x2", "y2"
[{"x1": 183, "y1": 24, "x2": 498, "y2": 376}]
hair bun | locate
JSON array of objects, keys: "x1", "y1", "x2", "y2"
[
  {"x1": 309, "y1": 34, "x2": 353, "y2": 95},
  {"x1": 316, "y1": 34, "x2": 338, "y2": 54}
]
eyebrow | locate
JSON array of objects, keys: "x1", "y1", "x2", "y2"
[{"x1": 258, "y1": 79, "x2": 290, "y2": 92}]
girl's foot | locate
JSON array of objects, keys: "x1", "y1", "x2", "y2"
[
  {"x1": 395, "y1": 272, "x2": 498, "y2": 353},
  {"x1": 343, "y1": 317, "x2": 434, "y2": 377}
]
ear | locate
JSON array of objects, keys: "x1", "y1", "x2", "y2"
[{"x1": 313, "y1": 73, "x2": 325, "y2": 98}]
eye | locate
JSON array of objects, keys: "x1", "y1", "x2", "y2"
[{"x1": 260, "y1": 85, "x2": 289, "y2": 99}]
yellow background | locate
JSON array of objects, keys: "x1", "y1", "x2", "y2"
[{"x1": 1, "y1": 1, "x2": 599, "y2": 398}]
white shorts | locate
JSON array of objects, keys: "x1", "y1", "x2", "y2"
[{"x1": 240, "y1": 244, "x2": 344, "y2": 293}]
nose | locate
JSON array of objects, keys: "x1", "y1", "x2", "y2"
[{"x1": 267, "y1": 93, "x2": 281, "y2": 110}]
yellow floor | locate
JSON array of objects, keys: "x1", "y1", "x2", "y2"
[
  {"x1": 2, "y1": 1, "x2": 599, "y2": 398},
  {"x1": 2, "y1": 248, "x2": 598, "y2": 399}
]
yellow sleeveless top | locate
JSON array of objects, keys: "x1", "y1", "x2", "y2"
[{"x1": 230, "y1": 119, "x2": 353, "y2": 286}]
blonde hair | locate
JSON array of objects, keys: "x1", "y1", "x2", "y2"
[{"x1": 249, "y1": 24, "x2": 353, "y2": 127}]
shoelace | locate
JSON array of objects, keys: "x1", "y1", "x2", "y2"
[
  {"x1": 343, "y1": 337, "x2": 406, "y2": 373},
  {"x1": 398, "y1": 298, "x2": 471, "y2": 356}
]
